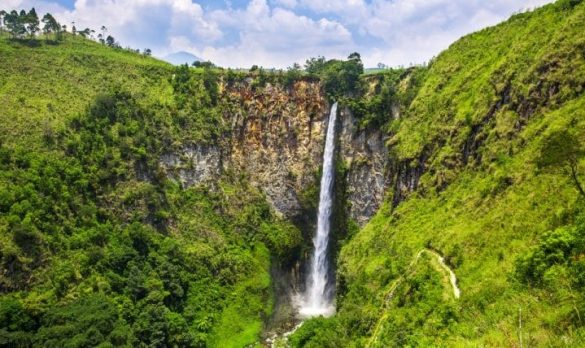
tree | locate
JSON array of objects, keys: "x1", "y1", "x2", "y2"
[
  {"x1": 143, "y1": 48, "x2": 152, "y2": 56},
  {"x1": 193, "y1": 60, "x2": 215, "y2": 68},
  {"x1": 25, "y1": 8, "x2": 40, "y2": 37},
  {"x1": 41, "y1": 13, "x2": 60, "y2": 40},
  {"x1": 106, "y1": 35, "x2": 115, "y2": 47},
  {"x1": 0, "y1": 10, "x2": 6, "y2": 34},
  {"x1": 348, "y1": 52, "x2": 361, "y2": 61},
  {"x1": 78, "y1": 27, "x2": 91, "y2": 38},
  {"x1": 100, "y1": 25, "x2": 107, "y2": 44},
  {"x1": 4, "y1": 10, "x2": 27, "y2": 38},
  {"x1": 537, "y1": 128, "x2": 585, "y2": 197},
  {"x1": 305, "y1": 56, "x2": 326, "y2": 74},
  {"x1": 283, "y1": 63, "x2": 303, "y2": 87}
]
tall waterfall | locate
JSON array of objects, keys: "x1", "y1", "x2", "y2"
[{"x1": 299, "y1": 102, "x2": 338, "y2": 318}]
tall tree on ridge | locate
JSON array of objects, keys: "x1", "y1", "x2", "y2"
[
  {"x1": 41, "y1": 13, "x2": 60, "y2": 40},
  {"x1": 100, "y1": 25, "x2": 107, "y2": 44},
  {"x1": 106, "y1": 35, "x2": 115, "y2": 47},
  {"x1": 26, "y1": 8, "x2": 40, "y2": 37},
  {"x1": 5, "y1": 10, "x2": 26, "y2": 38},
  {"x1": 537, "y1": 128, "x2": 585, "y2": 197}
]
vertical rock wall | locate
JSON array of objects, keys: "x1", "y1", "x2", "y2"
[
  {"x1": 221, "y1": 80, "x2": 328, "y2": 218},
  {"x1": 338, "y1": 107, "x2": 392, "y2": 227},
  {"x1": 159, "y1": 79, "x2": 397, "y2": 226}
]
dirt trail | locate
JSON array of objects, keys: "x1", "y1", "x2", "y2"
[{"x1": 366, "y1": 248, "x2": 461, "y2": 348}]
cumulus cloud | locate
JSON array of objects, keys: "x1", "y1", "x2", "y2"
[
  {"x1": 2, "y1": 0, "x2": 556, "y2": 68},
  {"x1": 271, "y1": 0, "x2": 297, "y2": 9},
  {"x1": 187, "y1": 0, "x2": 354, "y2": 67}
]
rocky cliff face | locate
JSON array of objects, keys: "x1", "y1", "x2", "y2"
[
  {"x1": 160, "y1": 78, "x2": 395, "y2": 226},
  {"x1": 221, "y1": 80, "x2": 328, "y2": 218},
  {"x1": 338, "y1": 107, "x2": 391, "y2": 226},
  {"x1": 160, "y1": 145, "x2": 222, "y2": 187}
]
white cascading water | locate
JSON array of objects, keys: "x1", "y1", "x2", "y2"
[{"x1": 299, "y1": 102, "x2": 338, "y2": 318}]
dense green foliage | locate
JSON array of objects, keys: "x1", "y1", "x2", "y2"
[
  {"x1": 304, "y1": 53, "x2": 364, "y2": 98},
  {"x1": 341, "y1": 67, "x2": 426, "y2": 130},
  {"x1": 516, "y1": 216, "x2": 585, "y2": 287},
  {"x1": 292, "y1": 1, "x2": 585, "y2": 346}
]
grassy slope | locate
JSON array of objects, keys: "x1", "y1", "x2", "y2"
[
  {"x1": 0, "y1": 34, "x2": 298, "y2": 347},
  {"x1": 0, "y1": 34, "x2": 173, "y2": 149},
  {"x1": 293, "y1": 1, "x2": 585, "y2": 347}
]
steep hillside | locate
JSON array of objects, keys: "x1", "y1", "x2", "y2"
[
  {"x1": 0, "y1": 34, "x2": 172, "y2": 150},
  {"x1": 0, "y1": 35, "x2": 311, "y2": 347},
  {"x1": 292, "y1": 0, "x2": 585, "y2": 346}
]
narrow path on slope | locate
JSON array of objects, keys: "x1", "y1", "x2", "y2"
[
  {"x1": 366, "y1": 248, "x2": 461, "y2": 348},
  {"x1": 425, "y1": 249, "x2": 461, "y2": 299}
]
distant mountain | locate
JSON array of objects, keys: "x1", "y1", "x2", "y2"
[{"x1": 162, "y1": 51, "x2": 202, "y2": 65}]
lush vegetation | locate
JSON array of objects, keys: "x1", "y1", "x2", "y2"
[
  {"x1": 2, "y1": 0, "x2": 585, "y2": 346},
  {"x1": 292, "y1": 0, "x2": 585, "y2": 346},
  {"x1": 0, "y1": 7, "x2": 148, "y2": 54},
  {"x1": 0, "y1": 31, "x2": 302, "y2": 347}
]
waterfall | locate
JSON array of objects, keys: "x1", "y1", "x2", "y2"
[{"x1": 299, "y1": 102, "x2": 338, "y2": 318}]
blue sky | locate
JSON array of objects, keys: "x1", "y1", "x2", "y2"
[{"x1": 4, "y1": 0, "x2": 554, "y2": 68}]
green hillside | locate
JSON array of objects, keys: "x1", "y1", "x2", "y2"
[
  {"x1": 292, "y1": 1, "x2": 585, "y2": 346},
  {"x1": 0, "y1": 34, "x2": 173, "y2": 149},
  {"x1": 0, "y1": 34, "x2": 301, "y2": 346}
]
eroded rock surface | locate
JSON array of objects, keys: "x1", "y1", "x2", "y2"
[
  {"x1": 159, "y1": 79, "x2": 394, "y2": 225},
  {"x1": 221, "y1": 80, "x2": 328, "y2": 218},
  {"x1": 338, "y1": 107, "x2": 391, "y2": 227},
  {"x1": 160, "y1": 145, "x2": 221, "y2": 188}
]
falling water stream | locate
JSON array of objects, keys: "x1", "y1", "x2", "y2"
[
  {"x1": 266, "y1": 103, "x2": 338, "y2": 346},
  {"x1": 299, "y1": 102, "x2": 338, "y2": 318}
]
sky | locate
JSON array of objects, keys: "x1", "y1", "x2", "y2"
[{"x1": 3, "y1": 0, "x2": 555, "y2": 68}]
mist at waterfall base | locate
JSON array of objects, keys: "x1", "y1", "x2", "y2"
[{"x1": 297, "y1": 102, "x2": 338, "y2": 319}]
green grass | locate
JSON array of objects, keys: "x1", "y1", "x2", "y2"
[
  {"x1": 0, "y1": 34, "x2": 174, "y2": 150},
  {"x1": 208, "y1": 243, "x2": 272, "y2": 348}
]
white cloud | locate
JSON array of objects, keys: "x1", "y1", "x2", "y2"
[
  {"x1": 186, "y1": 0, "x2": 354, "y2": 68},
  {"x1": 352, "y1": 0, "x2": 555, "y2": 67},
  {"x1": 272, "y1": 0, "x2": 297, "y2": 9},
  {"x1": 3, "y1": 0, "x2": 557, "y2": 68},
  {"x1": 5, "y1": 0, "x2": 222, "y2": 53}
]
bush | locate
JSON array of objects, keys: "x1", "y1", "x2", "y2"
[
  {"x1": 516, "y1": 216, "x2": 585, "y2": 287},
  {"x1": 289, "y1": 317, "x2": 346, "y2": 348}
]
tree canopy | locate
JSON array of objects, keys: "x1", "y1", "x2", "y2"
[{"x1": 304, "y1": 53, "x2": 364, "y2": 98}]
